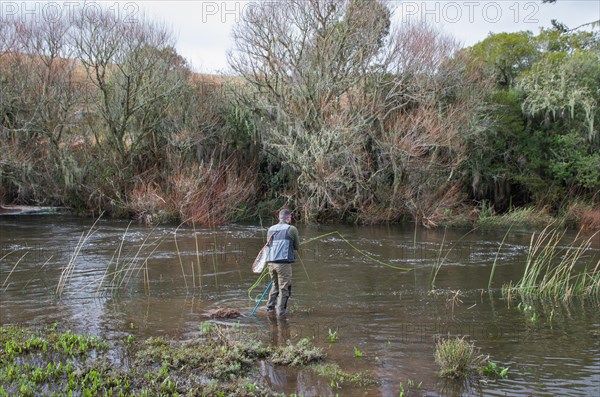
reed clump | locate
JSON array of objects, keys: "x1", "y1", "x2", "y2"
[
  {"x1": 503, "y1": 227, "x2": 600, "y2": 301},
  {"x1": 434, "y1": 337, "x2": 488, "y2": 379}
]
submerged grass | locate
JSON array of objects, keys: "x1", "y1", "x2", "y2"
[
  {"x1": 503, "y1": 227, "x2": 600, "y2": 301},
  {"x1": 430, "y1": 228, "x2": 478, "y2": 290},
  {"x1": 1, "y1": 251, "x2": 29, "y2": 292},
  {"x1": 56, "y1": 214, "x2": 103, "y2": 297},
  {"x1": 488, "y1": 226, "x2": 512, "y2": 290},
  {"x1": 311, "y1": 363, "x2": 376, "y2": 388}
]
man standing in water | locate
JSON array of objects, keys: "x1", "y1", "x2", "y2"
[{"x1": 265, "y1": 209, "x2": 300, "y2": 316}]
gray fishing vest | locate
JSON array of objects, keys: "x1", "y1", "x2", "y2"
[{"x1": 266, "y1": 223, "x2": 295, "y2": 263}]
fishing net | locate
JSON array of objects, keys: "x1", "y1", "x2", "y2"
[{"x1": 252, "y1": 243, "x2": 269, "y2": 273}]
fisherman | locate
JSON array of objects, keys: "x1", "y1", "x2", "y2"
[{"x1": 265, "y1": 209, "x2": 300, "y2": 316}]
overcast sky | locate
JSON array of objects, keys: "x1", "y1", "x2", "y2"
[
  {"x1": 139, "y1": 0, "x2": 599, "y2": 73},
  {"x1": 5, "y1": 1, "x2": 600, "y2": 73}
]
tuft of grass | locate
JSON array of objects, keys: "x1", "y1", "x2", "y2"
[
  {"x1": 434, "y1": 337, "x2": 487, "y2": 379},
  {"x1": 327, "y1": 329, "x2": 338, "y2": 343},
  {"x1": 353, "y1": 346, "x2": 363, "y2": 358},
  {"x1": 399, "y1": 378, "x2": 423, "y2": 397},
  {"x1": 503, "y1": 227, "x2": 600, "y2": 301},
  {"x1": 477, "y1": 206, "x2": 554, "y2": 230}
]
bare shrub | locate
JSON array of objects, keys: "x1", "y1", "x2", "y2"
[{"x1": 173, "y1": 157, "x2": 257, "y2": 226}]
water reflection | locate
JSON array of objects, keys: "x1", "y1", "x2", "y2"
[
  {"x1": 260, "y1": 361, "x2": 335, "y2": 397},
  {"x1": 267, "y1": 314, "x2": 291, "y2": 346}
]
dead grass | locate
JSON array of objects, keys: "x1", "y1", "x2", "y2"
[
  {"x1": 565, "y1": 202, "x2": 600, "y2": 232},
  {"x1": 125, "y1": 156, "x2": 257, "y2": 226},
  {"x1": 129, "y1": 179, "x2": 176, "y2": 224},
  {"x1": 175, "y1": 157, "x2": 257, "y2": 226},
  {"x1": 205, "y1": 308, "x2": 244, "y2": 319}
]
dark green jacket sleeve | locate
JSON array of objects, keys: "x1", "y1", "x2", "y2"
[{"x1": 288, "y1": 226, "x2": 300, "y2": 251}]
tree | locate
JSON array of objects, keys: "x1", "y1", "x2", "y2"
[
  {"x1": 470, "y1": 32, "x2": 538, "y2": 88},
  {"x1": 466, "y1": 27, "x2": 600, "y2": 208},
  {"x1": 229, "y1": 0, "x2": 488, "y2": 224},
  {"x1": 0, "y1": 14, "x2": 86, "y2": 204},
  {"x1": 228, "y1": 0, "x2": 392, "y2": 219},
  {"x1": 541, "y1": 0, "x2": 600, "y2": 31},
  {"x1": 73, "y1": 8, "x2": 188, "y2": 161}
]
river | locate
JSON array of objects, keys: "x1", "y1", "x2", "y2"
[{"x1": 1, "y1": 215, "x2": 599, "y2": 396}]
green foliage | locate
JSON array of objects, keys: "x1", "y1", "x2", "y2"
[
  {"x1": 399, "y1": 378, "x2": 423, "y2": 397},
  {"x1": 503, "y1": 227, "x2": 600, "y2": 300},
  {"x1": 312, "y1": 363, "x2": 376, "y2": 387},
  {"x1": 327, "y1": 329, "x2": 338, "y2": 343},
  {"x1": 482, "y1": 361, "x2": 510, "y2": 379},
  {"x1": 467, "y1": 27, "x2": 600, "y2": 212},
  {"x1": 547, "y1": 132, "x2": 600, "y2": 189},
  {"x1": 477, "y1": 206, "x2": 554, "y2": 229},
  {"x1": 519, "y1": 50, "x2": 599, "y2": 143},
  {"x1": 470, "y1": 31, "x2": 538, "y2": 87}
]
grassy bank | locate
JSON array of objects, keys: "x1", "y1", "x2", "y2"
[
  {"x1": 441, "y1": 202, "x2": 600, "y2": 232},
  {"x1": 0, "y1": 323, "x2": 374, "y2": 397}
]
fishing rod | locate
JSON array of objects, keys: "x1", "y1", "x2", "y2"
[{"x1": 247, "y1": 230, "x2": 415, "y2": 316}]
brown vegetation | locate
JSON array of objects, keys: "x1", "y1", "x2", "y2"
[
  {"x1": 2, "y1": 1, "x2": 597, "y2": 226},
  {"x1": 228, "y1": 2, "x2": 490, "y2": 224},
  {"x1": 0, "y1": 9, "x2": 258, "y2": 225},
  {"x1": 565, "y1": 202, "x2": 600, "y2": 232},
  {"x1": 205, "y1": 308, "x2": 244, "y2": 319}
]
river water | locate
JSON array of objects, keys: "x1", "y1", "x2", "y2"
[{"x1": 1, "y1": 215, "x2": 599, "y2": 396}]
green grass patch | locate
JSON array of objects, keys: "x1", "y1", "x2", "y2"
[
  {"x1": 503, "y1": 227, "x2": 600, "y2": 301},
  {"x1": 476, "y1": 205, "x2": 556, "y2": 230},
  {"x1": 270, "y1": 338, "x2": 325, "y2": 366},
  {"x1": 0, "y1": 324, "x2": 334, "y2": 396},
  {"x1": 434, "y1": 336, "x2": 510, "y2": 383}
]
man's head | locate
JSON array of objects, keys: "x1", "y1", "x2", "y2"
[{"x1": 278, "y1": 209, "x2": 292, "y2": 223}]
